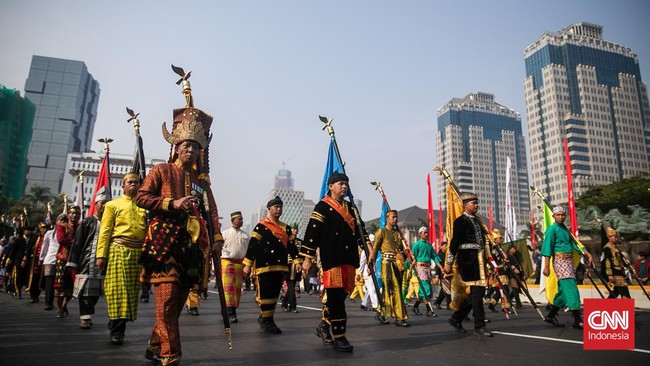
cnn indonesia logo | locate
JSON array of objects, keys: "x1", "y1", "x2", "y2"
[{"x1": 583, "y1": 298, "x2": 635, "y2": 350}]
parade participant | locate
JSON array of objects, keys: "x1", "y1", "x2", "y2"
[
  {"x1": 505, "y1": 244, "x2": 524, "y2": 308},
  {"x1": 6, "y1": 227, "x2": 29, "y2": 299},
  {"x1": 282, "y1": 225, "x2": 303, "y2": 313},
  {"x1": 433, "y1": 240, "x2": 451, "y2": 310},
  {"x1": 25, "y1": 223, "x2": 48, "y2": 303},
  {"x1": 67, "y1": 191, "x2": 108, "y2": 329},
  {"x1": 541, "y1": 206, "x2": 594, "y2": 329},
  {"x1": 54, "y1": 206, "x2": 80, "y2": 317},
  {"x1": 443, "y1": 193, "x2": 492, "y2": 337},
  {"x1": 410, "y1": 226, "x2": 441, "y2": 317},
  {"x1": 40, "y1": 215, "x2": 64, "y2": 310},
  {"x1": 221, "y1": 211, "x2": 250, "y2": 323},
  {"x1": 96, "y1": 174, "x2": 147, "y2": 344},
  {"x1": 635, "y1": 251, "x2": 649, "y2": 285},
  {"x1": 485, "y1": 229, "x2": 510, "y2": 313},
  {"x1": 601, "y1": 227, "x2": 631, "y2": 299},
  {"x1": 302, "y1": 172, "x2": 364, "y2": 352},
  {"x1": 137, "y1": 102, "x2": 223, "y2": 365},
  {"x1": 370, "y1": 210, "x2": 409, "y2": 327},
  {"x1": 359, "y1": 236, "x2": 379, "y2": 312},
  {"x1": 243, "y1": 196, "x2": 299, "y2": 334}
]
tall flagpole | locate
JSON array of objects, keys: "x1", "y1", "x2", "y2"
[{"x1": 318, "y1": 115, "x2": 384, "y2": 311}]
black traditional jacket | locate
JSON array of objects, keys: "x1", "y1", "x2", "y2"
[
  {"x1": 244, "y1": 217, "x2": 299, "y2": 275},
  {"x1": 448, "y1": 213, "x2": 488, "y2": 285},
  {"x1": 302, "y1": 197, "x2": 362, "y2": 272}
]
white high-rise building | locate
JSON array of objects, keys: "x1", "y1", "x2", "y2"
[
  {"x1": 524, "y1": 22, "x2": 650, "y2": 205},
  {"x1": 436, "y1": 92, "x2": 530, "y2": 231},
  {"x1": 62, "y1": 151, "x2": 165, "y2": 209}
]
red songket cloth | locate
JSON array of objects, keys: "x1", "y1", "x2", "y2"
[{"x1": 322, "y1": 264, "x2": 356, "y2": 292}]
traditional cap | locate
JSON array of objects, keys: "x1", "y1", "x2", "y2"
[
  {"x1": 230, "y1": 211, "x2": 242, "y2": 221},
  {"x1": 68, "y1": 205, "x2": 81, "y2": 213},
  {"x1": 418, "y1": 226, "x2": 428, "y2": 234},
  {"x1": 459, "y1": 192, "x2": 478, "y2": 204},
  {"x1": 267, "y1": 196, "x2": 283, "y2": 208},
  {"x1": 327, "y1": 172, "x2": 349, "y2": 185},
  {"x1": 606, "y1": 227, "x2": 617, "y2": 237},
  {"x1": 94, "y1": 189, "x2": 108, "y2": 203},
  {"x1": 38, "y1": 222, "x2": 48, "y2": 229},
  {"x1": 122, "y1": 172, "x2": 140, "y2": 182},
  {"x1": 552, "y1": 206, "x2": 566, "y2": 214},
  {"x1": 491, "y1": 229, "x2": 502, "y2": 240}
]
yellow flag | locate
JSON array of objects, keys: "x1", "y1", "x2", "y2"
[{"x1": 445, "y1": 184, "x2": 469, "y2": 310}]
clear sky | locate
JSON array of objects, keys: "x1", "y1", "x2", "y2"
[{"x1": 2, "y1": 0, "x2": 649, "y2": 228}]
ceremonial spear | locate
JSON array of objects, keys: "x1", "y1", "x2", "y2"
[
  {"x1": 171, "y1": 65, "x2": 232, "y2": 349},
  {"x1": 435, "y1": 165, "x2": 546, "y2": 320},
  {"x1": 318, "y1": 116, "x2": 384, "y2": 312}
]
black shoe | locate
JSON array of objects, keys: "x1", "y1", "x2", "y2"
[
  {"x1": 413, "y1": 306, "x2": 421, "y2": 316},
  {"x1": 230, "y1": 316, "x2": 238, "y2": 323},
  {"x1": 333, "y1": 336, "x2": 354, "y2": 352},
  {"x1": 44, "y1": 305, "x2": 54, "y2": 311},
  {"x1": 292, "y1": 309, "x2": 299, "y2": 313},
  {"x1": 30, "y1": 298, "x2": 39, "y2": 303},
  {"x1": 573, "y1": 321, "x2": 583, "y2": 330},
  {"x1": 374, "y1": 313, "x2": 389, "y2": 325},
  {"x1": 544, "y1": 317, "x2": 564, "y2": 327},
  {"x1": 448, "y1": 318, "x2": 466, "y2": 333},
  {"x1": 259, "y1": 317, "x2": 282, "y2": 334},
  {"x1": 144, "y1": 348, "x2": 160, "y2": 362},
  {"x1": 314, "y1": 324, "x2": 334, "y2": 345},
  {"x1": 190, "y1": 307, "x2": 199, "y2": 316},
  {"x1": 516, "y1": 304, "x2": 523, "y2": 309},
  {"x1": 395, "y1": 320, "x2": 410, "y2": 327},
  {"x1": 110, "y1": 335, "x2": 124, "y2": 345},
  {"x1": 141, "y1": 297, "x2": 149, "y2": 303},
  {"x1": 184, "y1": 305, "x2": 191, "y2": 314},
  {"x1": 488, "y1": 303, "x2": 497, "y2": 312},
  {"x1": 474, "y1": 327, "x2": 493, "y2": 337},
  {"x1": 359, "y1": 305, "x2": 368, "y2": 311},
  {"x1": 56, "y1": 310, "x2": 65, "y2": 318},
  {"x1": 426, "y1": 310, "x2": 438, "y2": 318},
  {"x1": 484, "y1": 319, "x2": 491, "y2": 323},
  {"x1": 436, "y1": 303, "x2": 442, "y2": 310},
  {"x1": 281, "y1": 305, "x2": 289, "y2": 312}
]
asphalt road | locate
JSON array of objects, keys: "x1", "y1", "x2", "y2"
[{"x1": 1, "y1": 285, "x2": 648, "y2": 365}]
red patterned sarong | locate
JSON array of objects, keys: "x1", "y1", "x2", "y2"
[
  {"x1": 149, "y1": 283, "x2": 190, "y2": 363},
  {"x1": 322, "y1": 265, "x2": 355, "y2": 292}
]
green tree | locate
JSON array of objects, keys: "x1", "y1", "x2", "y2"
[
  {"x1": 23, "y1": 185, "x2": 53, "y2": 209},
  {"x1": 576, "y1": 174, "x2": 650, "y2": 214}
]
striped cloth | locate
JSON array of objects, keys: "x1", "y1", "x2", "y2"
[{"x1": 105, "y1": 244, "x2": 140, "y2": 320}]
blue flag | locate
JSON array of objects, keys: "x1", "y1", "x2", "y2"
[{"x1": 319, "y1": 137, "x2": 353, "y2": 199}]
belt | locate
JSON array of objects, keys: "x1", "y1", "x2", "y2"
[
  {"x1": 554, "y1": 253, "x2": 573, "y2": 260},
  {"x1": 382, "y1": 252, "x2": 397, "y2": 261},
  {"x1": 459, "y1": 243, "x2": 481, "y2": 250},
  {"x1": 113, "y1": 237, "x2": 143, "y2": 249},
  {"x1": 416, "y1": 262, "x2": 431, "y2": 267}
]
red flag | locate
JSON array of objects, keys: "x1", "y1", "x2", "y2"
[
  {"x1": 439, "y1": 201, "x2": 443, "y2": 243},
  {"x1": 427, "y1": 174, "x2": 438, "y2": 252},
  {"x1": 563, "y1": 138, "x2": 579, "y2": 236},
  {"x1": 530, "y1": 211, "x2": 536, "y2": 248},
  {"x1": 488, "y1": 204, "x2": 493, "y2": 233},
  {"x1": 88, "y1": 152, "x2": 112, "y2": 217}
]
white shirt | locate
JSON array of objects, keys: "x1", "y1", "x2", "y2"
[
  {"x1": 39, "y1": 229, "x2": 59, "y2": 265},
  {"x1": 220, "y1": 227, "x2": 250, "y2": 260}
]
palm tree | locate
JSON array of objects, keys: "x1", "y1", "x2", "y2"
[{"x1": 24, "y1": 185, "x2": 53, "y2": 209}]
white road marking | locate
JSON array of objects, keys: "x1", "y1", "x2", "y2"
[{"x1": 492, "y1": 331, "x2": 650, "y2": 354}]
